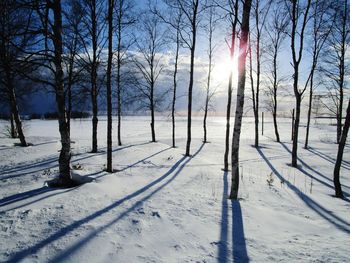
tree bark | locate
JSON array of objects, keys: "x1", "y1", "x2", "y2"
[
  {"x1": 91, "y1": 0, "x2": 99, "y2": 153},
  {"x1": 52, "y1": 0, "x2": 74, "y2": 185},
  {"x1": 171, "y1": 30, "x2": 179, "y2": 148},
  {"x1": 8, "y1": 82, "x2": 27, "y2": 146},
  {"x1": 334, "y1": 98, "x2": 350, "y2": 198},
  {"x1": 10, "y1": 112, "x2": 17, "y2": 139},
  {"x1": 185, "y1": 0, "x2": 199, "y2": 157},
  {"x1": 224, "y1": 0, "x2": 239, "y2": 171},
  {"x1": 304, "y1": 71, "x2": 314, "y2": 149},
  {"x1": 150, "y1": 82, "x2": 156, "y2": 142},
  {"x1": 290, "y1": 0, "x2": 311, "y2": 167},
  {"x1": 272, "y1": 48, "x2": 280, "y2": 142},
  {"x1": 116, "y1": 3, "x2": 122, "y2": 146},
  {"x1": 230, "y1": 0, "x2": 252, "y2": 200},
  {"x1": 106, "y1": 0, "x2": 114, "y2": 172}
]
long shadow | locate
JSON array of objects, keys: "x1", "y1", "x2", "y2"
[
  {"x1": 8, "y1": 144, "x2": 205, "y2": 263},
  {"x1": 1, "y1": 187, "x2": 78, "y2": 212},
  {"x1": 0, "y1": 142, "x2": 153, "y2": 181},
  {"x1": 218, "y1": 172, "x2": 249, "y2": 263},
  {"x1": 307, "y1": 147, "x2": 350, "y2": 169},
  {"x1": 232, "y1": 201, "x2": 249, "y2": 263},
  {"x1": 257, "y1": 147, "x2": 350, "y2": 234},
  {"x1": 280, "y1": 142, "x2": 350, "y2": 190},
  {"x1": 0, "y1": 187, "x2": 51, "y2": 207},
  {"x1": 118, "y1": 147, "x2": 172, "y2": 172},
  {"x1": 298, "y1": 167, "x2": 350, "y2": 198},
  {"x1": 218, "y1": 171, "x2": 229, "y2": 262}
]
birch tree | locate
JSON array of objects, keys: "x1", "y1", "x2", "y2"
[
  {"x1": 264, "y1": 5, "x2": 288, "y2": 143},
  {"x1": 133, "y1": 14, "x2": 166, "y2": 143},
  {"x1": 222, "y1": 0, "x2": 239, "y2": 171},
  {"x1": 286, "y1": 0, "x2": 312, "y2": 167},
  {"x1": 333, "y1": 98, "x2": 350, "y2": 198},
  {"x1": 230, "y1": 0, "x2": 252, "y2": 200}
]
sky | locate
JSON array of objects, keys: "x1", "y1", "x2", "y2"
[{"x1": 11, "y1": 0, "x2": 350, "y2": 118}]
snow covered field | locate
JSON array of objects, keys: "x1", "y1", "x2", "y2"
[{"x1": 0, "y1": 116, "x2": 349, "y2": 262}]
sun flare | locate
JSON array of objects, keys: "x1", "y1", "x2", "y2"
[{"x1": 212, "y1": 55, "x2": 239, "y2": 87}]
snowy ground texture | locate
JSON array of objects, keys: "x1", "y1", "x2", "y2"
[{"x1": 0, "y1": 116, "x2": 349, "y2": 263}]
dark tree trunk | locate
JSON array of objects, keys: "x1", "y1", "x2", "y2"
[
  {"x1": 10, "y1": 113, "x2": 17, "y2": 138},
  {"x1": 272, "y1": 45, "x2": 280, "y2": 142},
  {"x1": 106, "y1": 0, "x2": 114, "y2": 172},
  {"x1": 117, "y1": 44, "x2": 122, "y2": 146},
  {"x1": 230, "y1": 0, "x2": 252, "y2": 200},
  {"x1": 150, "y1": 82, "x2": 156, "y2": 142},
  {"x1": 337, "y1": 86, "x2": 343, "y2": 144},
  {"x1": 91, "y1": 0, "x2": 99, "y2": 153},
  {"x1": 185, "y1": 0, "x2": 199, "y2": 157},
  {"x1": 172, "y1": 30, "x2": 179, "y2": 148},
  {"x1": 290, "y1": 0, "x2": 311, "y2": 167},
  {"x1": 334, "y1": 98, "x2": 350, "y2": 198},
  {"x1": 116, "y1": 9, "x2": 122, "y2": 146},
  {"x1": 9, "y1": 83, "x2": 27, "y2": 146},
  {"x1": 304, "y1": 71, "x2": 314, "y2": 149},
  {"x1": 292, "y1": 94, "x2": 301, "y2": 167},
  {"x1": 224, "y1": 0, "x2": 239, "y2": 171}
]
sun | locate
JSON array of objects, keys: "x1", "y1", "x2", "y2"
[{"x1": 212, "y1": 55, "x2": 239, "y2": 88}]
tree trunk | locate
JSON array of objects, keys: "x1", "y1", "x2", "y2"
[
  {"x1": 9, "y1": 85, "x2": 27, "y2": 146},
  {"x1": 334, "y1": 98, "x2": 350, "y2": 198},
  {"x1": 272, "y1": 44, "x2": 280, "y2": 142},
  {"x1": 52, "y1": 0, "x2": 74, "y2": 185},
  {"x1": 292, "y1": 94, "x2": 301, "y2": 167},
  {"x1": 150, "y1": 82, "x2": 156, "y2": 142},
  {"x1": 106, "y1": 0, "x2": 114, "y2": 172},
  {"x1": 3, "y1": 58, "x2": 26, "y2": 145},
  {"x1": 90, "y1": 0, "x2": 98, "y2": 153},
  {"x1": 185, "y1": 0, "x2": 198, "y2": 157},
  {"x1": 203, "y1": 97, "x2": 208, "y2": 143},
  {"x1": 224, "y1": 71, "x2": 233, "y2": 171},
  {"x1": 230, "y1": 0, "x2": 252, "y2": 200},
  {"x1": 304, "y1": 71, "x2": 314, "y2": 149},
  {"x1": 171, "y1": 31, "x2": 179, "y2": 148},
  {"x1": 223, "y1": 0, "x2": 238, "y2": 171},
  {"x1": 117, "y1": 12, "x2": 122, "y2": 146},
  {"x1": 10, "y1": 112, "x2": 17, "y2": 138}
]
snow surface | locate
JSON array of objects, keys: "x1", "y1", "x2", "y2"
[{"x1": 0, "y1": 116, "x2": 349, "y2": 263}]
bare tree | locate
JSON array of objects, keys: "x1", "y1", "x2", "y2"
[
  {"x1": 287, "y1": 0, "x2": 312, "y2": 167},
  {"x1": 264, "y1": 5, "x2": 288, "y2": 143},
  {"x1": 229, "y1": 0, "x2": 252, "y2": 200},
  {"x1": 0, "y1": 0, "x2": 31, "y2": 147},
  {"x1": 28, "y1": 0, "x2": 77, "y2": 186},
  {"x1": 114, "y1": 0, "x2": 136, "y2": 146},
  {"x1": 248, "y1": 0, "x2": 271, "y2": 148},
  {"x1": 222, "y1": 0, "x2": 239, "y2": 171},
  {"x1": 165, "y1": 0, "x2": 200, "y2": 156},
  {"x1": 79, "y1": 0, "x2": 107, "y2": 153},
  {"x1": 133, "y1": 14, "x2": 166, "y2": 142},
  {"x1": 304, "y1": 0, "x2": 333, "y2": 149},
  {"x1": 106, "y1": 0, "x2": 114, "y2": 172},
  {"x1": 203, "y1": 1, "x2": 217, "y2": 143},
  {"x1": 63, "y1": 0, "x2": 85, "y2": 134},
  {"x1": 333, "y1": 98, "x2": 350, "y2": 198},
  {"x1": 320, "y1": 0, "x2": 349, "y2": 144},
  {"x1": 152, "y1": 3, "x2": 183, "y2": 148}
]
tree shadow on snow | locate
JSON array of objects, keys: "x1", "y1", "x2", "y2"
[
  {"x1": 7, "y1": 144, "x2": 205, "y2": 263},
  {"x1": 257, "y1": 147, "x2": 350, "y2": 234},
  {"x1": 218, "y1": 172, "x2": 249, "y2": 263},
  {"x1": 279, "y1": 142, "x2": 350, "y2": 191},
  {"x1": 0, "y1": 142, "x2": 152, "y2": 182},
  {"x1": 307, "y1": 146, "x2": 350, "y2": 170}
]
